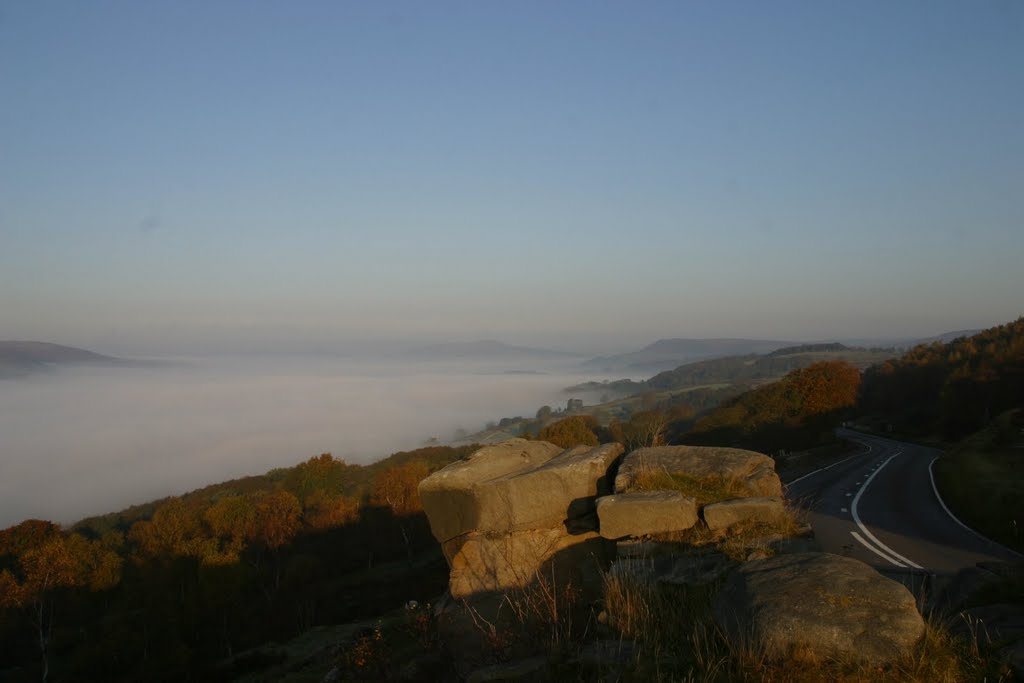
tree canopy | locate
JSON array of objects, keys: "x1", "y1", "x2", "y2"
[{"x1": 537, "y1": 415, "x2": 600, "y2": 449}]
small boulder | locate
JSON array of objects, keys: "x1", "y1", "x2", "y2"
[
  {"x1": 702, "y1": 496, "x2": 787, "y2": 532},
  {"x1": 615, "y1": 445, "x2": 782, "y2": 497},
  {"x1": 596, "y1": 491, "x2": 698, "y2": 540},
  {"x1": 713, "y1": 552, "x2": 925, "y2": 665}
]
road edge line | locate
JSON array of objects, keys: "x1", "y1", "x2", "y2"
[
  {"x1": 927, "y1": 456, "x2": 1024, "y2": 560},
  {"x1": 851, "y1": 450, "x2": 924, "y2": 570}
]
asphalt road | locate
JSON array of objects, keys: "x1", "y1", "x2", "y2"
[{"x1": 784, "y1": 429, "x2": 1021, "y2": 577}]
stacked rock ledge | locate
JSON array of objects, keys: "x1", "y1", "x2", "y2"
[
  {"x1": 418, "y1": 438, "x2": 624, "y2": 600},
  {"x1": 419, "y1": 439, "x2": 930, "y2": 672}
]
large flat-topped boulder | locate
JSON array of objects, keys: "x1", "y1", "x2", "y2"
[
  {"x1": 595, "y1": 491, "x2": 699, "y2": 540},
  {"x1": 703, "y1": 496, "x2": 786, "y2": 532},
  {"x1": 420, "y1": 440, "x2": 624, "y2": 543},
  {"x1": 418, "y1": 439, "x2": 564, "y2": 543},
  {"x1": 615, "y1": 445, "x2": 782, "y2": 497},
  {"x1": 713, "y1": 553, "x2": 925, "y2": 665}
]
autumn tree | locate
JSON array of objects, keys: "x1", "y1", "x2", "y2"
[
  {"x1": 282, "y1": 453, "x2": 351, "y2": 505},
  {"x1": 0, "y1": 523, "x2": 122, "y2": 682},
  {"x1": 303, "y1": 490, "x2": 359, "y2": 531},
  {"x1": 128, "y1": 497, "x2": 208, "y2": 560},
  {"x1": 538, "y1": 415, "x2": 600, "y2": 449},
  {"x1": 860, "y1": 318, "x2": 1024, "y2": 437},
  {"x1": 788, "y1": 360, "x2": 861, "y2": 416},
  {"x1": 252, "y1": 490, "x2": 302, "y2": 552},
  {"x1": 685, "y1": 360, "x2": 862, "y2": 452},
  {"x1": 203, "y1": 495, "x2": 259, "y2": 564},
  {"x1": 372, "y1": 461, "x2": 429, "y2": 517},
  {"x1": 371, "y1": 461, "x2": 431, "y2": 564},
  {"x1": 611, "y1": 410, "x2": 670, "y2": 450}
]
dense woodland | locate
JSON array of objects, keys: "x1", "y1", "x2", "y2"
[
  {"x1": 2, "y1": 319, "x2": 1022, "y2": 680},
  {"x1": 859, "y1": 317, "x2": 1024, "y2": 438},
  {"x1": 644, "y1": 343, "x2": 891, "y2": 391},
  {"x1": 0, "y1": 446, "x2": 475, "y2": 681}
]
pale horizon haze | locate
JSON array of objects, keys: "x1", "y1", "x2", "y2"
[
  {"x1": 2, "y1": 1, "x2": 1024, "y2": 527},
  {"x1": 1, "y1": 2, "x2": 1022, "y2": 355}
]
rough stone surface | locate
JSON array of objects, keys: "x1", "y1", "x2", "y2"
[
  {"x1": 607, "y1": 550, "x2": 738, "y2": 588},
  {"x1": 420, "y1": 440, "x2": 623, "y2": 543},
  {"x1": 420, "y1": 440, "x2": 624, "y2": 664},
  {"x1": 418, "y1": 439, "x2": 565, "y2": 543},
  {"x1": 660, "y1": 552, "x2": 739, "y2": 587},
  {"x1": 615, "y1": 445, "x2": 782, "y2": 497},
  {"x1": 713, "y1": 552, "x2": 925, "y2": 665},
  {"x1": 467, "y1": 657, "x2": 549, "y2": 682},
  {"x1": 574, "y1": 640, "x2": 637, "y2": 674},
  {"x1": 445, "y1": 528, "x2": 611, "y2": 599},
  {"x1": 703, "y1": 496, "x2": 787, "y2": 532},
  {"x1": 596, "y1": 491, "x2": 699, "y2": 539}
]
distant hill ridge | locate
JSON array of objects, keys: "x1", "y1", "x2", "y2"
[
  {"x1": 582, "y1": 338, "x2": 794, "y2": 373},
  {"x1": 768, "y1": 342, "x2": 851, "y2": 357},
  {"x1": 409, "y1": 339, "x2": 582, "y2": 360},
  {"x1": 0, "y1": 341, "x2": 119, "y2": 378}
]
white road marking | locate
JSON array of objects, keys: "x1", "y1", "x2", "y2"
[
  {"x1": 851, "y1": 530, "x2": 907, "y2": 567},
  {"x1": 851, "y1": 450, "x2": 923, "y2": 570},
  {"x1": 841, "y1": 507, "x2": 848, "y2": 513},
  {"x1": 784, "y1": 441, "x2": 872, "y2": 487},
  {"x1": 927, "y1": 457, "x2": 1024, "y2": 559}
]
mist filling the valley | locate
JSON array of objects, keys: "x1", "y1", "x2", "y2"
[{"x1": 0, "y1": 355, "x2": 599, "y2": 527}]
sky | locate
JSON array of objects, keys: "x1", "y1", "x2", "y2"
[{"x1": 2, "y1": 1, "x2": 1022, "y2": 355}]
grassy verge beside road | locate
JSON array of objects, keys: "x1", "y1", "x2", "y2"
[{"x1": 932, "y1": 410, "x2": 1024, "y2": 554}]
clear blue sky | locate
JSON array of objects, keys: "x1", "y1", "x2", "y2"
[{"x1": 2, "y1": 1, "x2": 1021, "y2": 353}]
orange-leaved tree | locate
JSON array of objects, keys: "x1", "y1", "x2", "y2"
[
  {"x1": 537, "y1": 415, "x2": 600, "y2": 449},
  {"x1": 0, "y1": 521, "x2": 122, "y2": 682},
  {"x1": 371, "y1": 461, "x2": 431, "y2": 564}
]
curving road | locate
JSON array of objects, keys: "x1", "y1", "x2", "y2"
[{"x1": 784, "y1": 429, "x2": 1021, "y2": 577}]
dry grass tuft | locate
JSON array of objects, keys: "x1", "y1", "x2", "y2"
[{"x1": 630, "y1": 466, "x2": 751, "y2": 506}]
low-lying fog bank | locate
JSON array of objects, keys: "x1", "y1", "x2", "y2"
[{"x1": 0, "y1": 355, "x2": 601, "y2": 527}]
